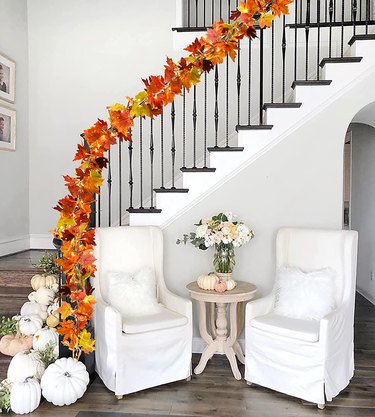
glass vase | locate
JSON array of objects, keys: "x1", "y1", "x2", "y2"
[{"x1": 213, "y1": 243, "x2": 235, "y2": 279}]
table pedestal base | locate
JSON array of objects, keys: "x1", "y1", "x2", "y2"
[{"x1": 194, "y1": 301, "x2": 245, "y2": 380}]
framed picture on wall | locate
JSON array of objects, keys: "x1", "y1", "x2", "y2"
[
  {"x1": 0, "y1": 53, "x2": 16, "y2": 103},
  {"x1": 0, "y1": 106, "x2": 16, "y2": 151}
]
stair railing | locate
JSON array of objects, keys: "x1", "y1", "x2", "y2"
[{"x1": 90, "y1": 0, "x2": 374, "y2": 228}]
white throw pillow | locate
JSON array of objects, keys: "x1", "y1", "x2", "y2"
[
  {"x1": 273, "y1": 267, "x2": 337, "y2": 321},
  {"x1": 106, "y1": 268, "x2": 162, "y2": 318}
]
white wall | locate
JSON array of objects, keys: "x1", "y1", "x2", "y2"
[
  {"x1": 0, "y1": 0, "x2": 29, "y2": 256},
  {"x1": 27, "y1": 0, "x2": 179, "y2": 244},
  {"x1": 351, "y1": 122, "x2": 375, "y2": 303}
]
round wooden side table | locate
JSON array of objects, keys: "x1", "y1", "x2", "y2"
[{"x1": 186, "y1": 280, "x2": 257, "y2": 380}]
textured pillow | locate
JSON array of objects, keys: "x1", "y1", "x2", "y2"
[
  {"x1": 106, "y1": 268, "x2": 161, "y2": 318},
  {"x1": 273, "y1": 267, "x2": 337, "y2": 320}
]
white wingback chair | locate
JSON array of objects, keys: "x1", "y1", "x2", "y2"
[
  {"x1": 245, "y1": 228, "x2": 358, "y2": 408},
  {"x1": 92, "y1": 226, "x2": 192, "y2": 397}
]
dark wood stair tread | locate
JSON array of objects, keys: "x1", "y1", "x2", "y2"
[
  {"x1": 319, "y1": 56, "x2": 362, "y2": 67},
  {"x1": 348, "y1": 34, "x2": 375, "y2": 46},
  {"x1": 180, "y1": 167, "x2": 216, "y2": 172},
  {"x1": 291, "y1": 80, "x2": 332, "y2": 89},
  {"x1": 207, "y1": 146, "x2": 244, "y2": 152},
  {"x1": 263, "y1": 102, "x2": 302, "y2": 110},
  {"x1": 236, "y1": 124, "x2": 273, "y2": 132},
  {"x1": 172, "y1": 26, "x2": 211, "y2": 32},
  {"x1": 154, "y1": 188, "x2": 189, "y2": 193}
]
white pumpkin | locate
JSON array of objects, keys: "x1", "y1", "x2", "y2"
[
  {"x1": 7, "y1": 350, "x2": 45, "y2": 383},
  {"x1": 197, "y1": 273, "x2": 219, "y2": 290},
  {"x1": 225, "y1": 279, "x2": 237, "y2": 291},
  {"x1": 28, "y1": 287, "x2": 55, "y2": 306},
  {"x1": 10, "y1": 377, "x2": 41, "y2": 415},
  {"x1": 41, "y1": 357, "x2": 89, "y2": 406},
  {"x1": 31, "y1": 274, "x2": 57, "y2": 291},
  {"x1": 33, "y1": 328, "x2": 59, "y2": 351},
  {"x1": 20, "y1": 302, "x2": 48, "y2": 321},
  {"x1": 19, "y1": 315, "x2": 43, "y2": 336},
  {"x1": 46, "y1": 312, "x2": 60, "y2": 328}
]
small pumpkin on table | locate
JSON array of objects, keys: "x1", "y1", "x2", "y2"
[{"x1": 197, "y1": 273, "x2": 237, "y2": 293}]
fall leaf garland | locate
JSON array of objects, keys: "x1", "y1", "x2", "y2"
[{"x1": 53, "y1": 0, "x2": 293, "y2": 360}]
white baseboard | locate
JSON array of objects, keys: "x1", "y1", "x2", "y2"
[
  {"x1": 193, "y1": 336, "x2": 245, "y2": 353},
  {"x1": 29, "y1": 234, "x2": 55, "y2": 250},
  {"x1": 0, "y1": 235, "x2": 30, "y2": 257},
  {"x1": 357, "y1": 287, "x2": 375, "y2": 305}
]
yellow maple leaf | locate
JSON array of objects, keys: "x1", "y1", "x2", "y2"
[
  {"x1": 78, "y1": 329, "x2": 95, "y2": 353},
  {"x1": 258, "y1": 13, "x2": 275, "y2": 28},
  {"x1": 58, "y1": 301, "x2": 73, "y2": 320}
]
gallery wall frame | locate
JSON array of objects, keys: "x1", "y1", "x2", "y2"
[
  {"x1": 0, "y1": 53, "x2": 16, "y2": 103},
  {"x1": 0, "y1": 106, "x2": 16, "y2": 151}
]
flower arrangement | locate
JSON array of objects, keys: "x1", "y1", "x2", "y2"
[{"x1": 177, "y1": 212, "x2": 254, "y2": 274}]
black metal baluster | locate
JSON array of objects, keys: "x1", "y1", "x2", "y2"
[
  {"x1": 150, "y1": 119, "x2": 154, "y2": 209},
  {"x1": 317, "y1": 0, "x2": 321, "y2": 80},
  {"x1": 359, "y1": 0, "x2": 362, "y2": 21},
  {"x1": 171, "y1": 101, "x2": 176, "y2": 188},
  {"x1": 300, "y1": 0, "x2": 303, "y2": 23},
  {"x1": 195, "y1": 0, "x2": 198, "y2": 27},
  {"x1": 329, "y1": 0, "x2": 333, "y2": 58},
  {"x1": 271, "y1": 20, "x2": 275, "y2": 103},
  {"x1": 325, "y1": 0, "x2": 328, "y2": 22},
  {"x1": 259, "y1": 28, "x2": 264, "y2": 125},
  {"x1": 214, "y1": 65, "x2": 219, "y2": 146},
  {"x1": 237, "y1": 43, "x2": 241, "y2": 125},
  {"x1": 118, "y1": 140, "x2": 122, "y2": 226},
  {"x1": 365, "y1": 0, "x2": 369, "y2": 34},
  {"x1": 248, "y1": 38, "x2": 252, "y2": 124},
  {"x1": 352, "y1": 0, "x2": 357, "y2": 36},
  {"x1": 341, "y1": 0, "x2": 345, "y2": 57},
  {"x1": 160, "y1": 109, "x2": 164, "y2": 189},
  {"x1": 128, "y1": 141, "x2": 133, "y2": 210},
  {"x1": 305, "y1": 0, "x2": 311, "y2": 80},
  {"x1": 212, "y1": 0, "x2": 214, "y2": 24},
  {"x1": 107, "y1": 148, "x2": 112, "y2": 225},
  {"x1": 220, "y1": 0, "x2": 222, "y2": 19},
  {"x1": 188, "y1": 0, "x2": 191, "y2": 27},
  {"x1": 204, "y1": 73, "x2": 208, "y2": 166},
  {"x1": 182, "y1": 88, "x2": 186, "y2": 168},
  {"x1": 294, "y1": 0, "x2": 298, "y2": 81},
  {"x1": 204, "y1": 0, "x2": 206, "y2": 26},
  {"x1": 193, "y1": 85, "x2": 197, "y2": 166},
  {"x1": 227, "y1": 0, "x2": 231, "y2": 22},
  {"x1": 139, "y1": 118, "x2": 143, "y2": 209},
  {"x1": 282, "y1": 15, "x2": 287, "y2": 102}
]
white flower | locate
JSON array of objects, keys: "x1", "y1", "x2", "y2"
[
  {"x1": 224, "y1": 212, "x2": 234, "y2": 222},
  {"x1": 233, "y1": 238, "x2": 242, "y2": 247},
  {"x1": 222, "y1": 236, "x2": 232, "y2": 244},
  {"x1": 213, "y1": 231, "x2": 224, "y2": 244},
  {"x1": 196, "y1": 224, "x2": 208, "y2": 238},
  {"x1": 204, "y1": 235, "x2": 215, "y2": 247}
]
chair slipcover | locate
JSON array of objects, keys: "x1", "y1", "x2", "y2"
[
  {"x1": 245, "y1": 228, "x2": 358, "y2": 405},
  {"x1": 92, "y1": 226, "x2": 192, "y2": 396}
]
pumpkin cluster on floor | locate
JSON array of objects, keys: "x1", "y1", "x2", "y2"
[{"x1": 0, "y1": 253, "x2": 89, "y2": 414}]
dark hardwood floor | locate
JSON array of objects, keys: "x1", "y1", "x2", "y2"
[{"x1": 1, "y1": 251, "x2": 374, "y2": 416}]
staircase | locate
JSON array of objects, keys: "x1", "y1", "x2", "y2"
[
  {"x1": 0, "y1": 250, "x2": 43, "y2": 380},
  {"x1": 89, "y1": 0, "x2": 375, "y2": 229}
]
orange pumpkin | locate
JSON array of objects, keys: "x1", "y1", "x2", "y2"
[
  {"x1": 0, "y1": 334, "x2": 33, "y2": 357},
  {"x1": 214, "y1": 281, "x2": 227, "y2": 293}
]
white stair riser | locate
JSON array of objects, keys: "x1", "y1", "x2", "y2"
[
  {"x1": 351, "y1": 40, "x2": 375, "y2": 62},
  {"x1": 293, "y1": 85, "x2": 332, "y2": 105},
  {"x1": 321, "y1": 62, "x2": 364, "y2": 84},
  {"x1": 265, "y1": 108, "x2": 303, "y2": 127}
]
